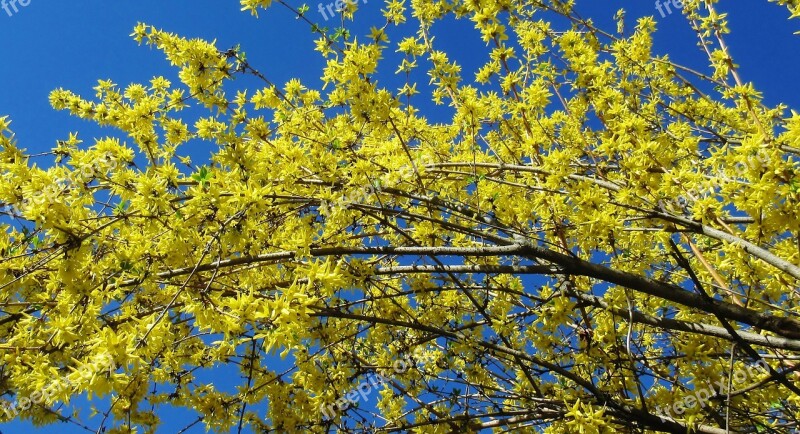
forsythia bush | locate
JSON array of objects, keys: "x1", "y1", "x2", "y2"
[{"x1": 1, "y1": 0, "x2": 800, "y2": 432}]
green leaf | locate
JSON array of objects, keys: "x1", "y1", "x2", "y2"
[
  {"x1": 192, "y1": 166, "x2": 212, "y2": 186},
  {"x1": 115, "y1": 200, "x2": 129, "y2": 215},
  {"x1": 298, "y1": 4, "x2": 309, "y2": 16}
]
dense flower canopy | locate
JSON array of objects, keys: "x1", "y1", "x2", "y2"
[{"x1": 1, "y1": 0, "x2": 800, "y2": 433}]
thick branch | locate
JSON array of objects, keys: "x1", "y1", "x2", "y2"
[
  {"x1": 114, "y1": 244, "x2": 800, "y2": 339},
  {"x1": 573, "y1": 292, "x2": 800, "y2": 351}
]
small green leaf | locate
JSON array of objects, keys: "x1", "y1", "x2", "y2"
[
  {"x1": 192, "y1": 166, "x2": 212, "y2": 186},
  {"x1": 298, "y1": 4, "x2": 309, "y2": 16},
  {"x1": 115, "y1": 200, "x2": 129, "y2": 215}
]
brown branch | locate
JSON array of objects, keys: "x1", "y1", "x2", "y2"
[{"x1": 112, "y1": 243, "x2": 800, "y2": 340}]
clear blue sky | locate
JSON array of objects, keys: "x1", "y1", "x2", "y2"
[{"x1": 0, "y1": 1, "x2": 798, "y2": 432}]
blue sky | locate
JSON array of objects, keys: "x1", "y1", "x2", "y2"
[{"x1": 1, "y1": 1, "x2": 799, "y2": 432}]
